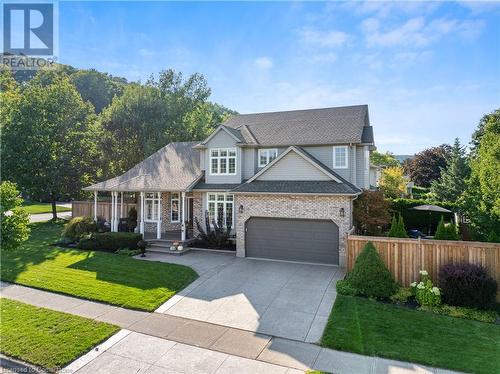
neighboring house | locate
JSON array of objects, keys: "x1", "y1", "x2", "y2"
[{"x1": 84, "y1": 105, "x2": 375, "y2": 266}]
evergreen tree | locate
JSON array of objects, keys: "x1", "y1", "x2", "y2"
[
  {"x1": 430, "y1": 138, "x2": 470, "y2": 202},
  {"x1": 388, "y1": 215, "x2": 399, "y2": 237},
  {"x1": 397, "y1": 215, "x2": 409, "y2": 238}
]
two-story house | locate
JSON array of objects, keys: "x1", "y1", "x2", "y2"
[{"x1": 84, "y1": 105, "x2": 375, "y2": 266}]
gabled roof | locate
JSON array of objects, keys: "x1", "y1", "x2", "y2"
[
  {"x1": 238, "y1": 146, "x2": 361, "y2": 195},
  {"x1": 195, "y1": 125, "x2": 244, "y2": 147},
  {"x1": 83, "y1": 142, "x2": 202, "y2": 192},
  {"x1": 221, "y1": 105, "x2": 373, "y2": 146}
]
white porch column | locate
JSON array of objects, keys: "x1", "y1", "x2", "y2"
[
  {"x1": 120, "y1": 192, "x2": 124, "y2": 219},
  {"x1": 93, "y1": 191, "x2": 98, "y2": 222},
  {"x1": 156, "y1": 192, "x2": 162, "y2": 239},
  {"x1": 110, "y1": 192, "x2": 115, "y2": 232},
  {"x1": 181, "y1": 192, "x2": 186, "y2": 241},
  {"x1": 140, "y1": 191, "x2": 145, "y2": 235},
  {"x1": 113, "y1": 192, "x2": 118, "y2": 232}
]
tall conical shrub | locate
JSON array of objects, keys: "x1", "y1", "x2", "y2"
[
  {"x1": 397, "y1": 215, "x2": 409, "y2": 238},
  {"x1": 388, "y1": 215, "x2": 399, "y2": 237},
  {"x1": 347, "y1": 242, "x2": 398, "y2": 298}
]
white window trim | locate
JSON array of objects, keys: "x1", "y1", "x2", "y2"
[
  {"x1": 333, "y1": 146, "x2": 349, "y2": 169},
  {"x1": 209, "y1": 148, "x2": 237, "y2": 175},
  {"x1": 206, "y1": 193, "x2": 235, "y2": 228},
  {"x1": 170, "y1": 192, "x2": 180, "y2": 222},
  {"x1": 258, "y1": 148, "x2": 278, "y2": 167},
  {"x1": 144, "y1": 192, "x2": 160, "y2": 223}
]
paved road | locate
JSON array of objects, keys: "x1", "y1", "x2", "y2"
[{"x1": 29, "y1": 210, "x2": 72, "y2": 222}]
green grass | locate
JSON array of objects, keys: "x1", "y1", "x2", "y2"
[
  {"x1": 0, "y1": 299, "x2": 119, "y2": 372},
  {"x1": 21, "y1": 202, "x2": 71, "y2": 215},
  {"x1": 321, "y1": 295, "x2": 500, "y2": 374},
  {"x1": 1, "y1": 221, "x2": 199, "y2": 311}
]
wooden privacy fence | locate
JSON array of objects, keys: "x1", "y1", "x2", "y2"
[
  {"x1": 347, "y1": 235, "x2": 500, "y2": 300},
  {"x1": 72, "y1": 201, "x2": 137, "y2": 222}
]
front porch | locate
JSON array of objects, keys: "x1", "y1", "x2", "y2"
[{"x1": 86, "y1": 190, "x2": 201, "y2": 241}]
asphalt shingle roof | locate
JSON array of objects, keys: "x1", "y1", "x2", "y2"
[
  {"x1": 83, "y1": 142, "x2": 202, "y2": 191},
  {"x1": 222, "y1": 105, "x2": 372, "y2": 146},
  {"x1": 231, "y1": 180, "x2": 360, "y2": 195}
]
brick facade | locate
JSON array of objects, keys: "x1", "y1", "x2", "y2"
[
  {"x1": 140, "y1": 192, "x2": 204, "y2": 237},
  {"x1": 235, "y1": 194, "x2": 352, "y2": 266}
]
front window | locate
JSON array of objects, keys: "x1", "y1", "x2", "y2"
[
  {"x1": 210, "y1": 148, "x2": 237, "y2": 175},
  {"x1": 171, "y1": 192, "x2": 179, "y2": 222},
  {"x1": 258, "y1": 148, "x2": 278, "y2": 167},
  {"x1": 207, "y1": 193, "x2": 234, "y2": 228},
  {"x1": 333, "y1": 146, "x2": 348, "y2": 169},
  {"x1": 145, "y1": 192, "x2": 160, "y2": 221}
]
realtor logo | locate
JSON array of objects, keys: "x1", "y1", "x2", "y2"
[
  {"x1": 3, "y1": 2, "x2": 54, "y2": 55},
  {"x1": 2, "y1": 1, "x2": 58, "y2": 70}
]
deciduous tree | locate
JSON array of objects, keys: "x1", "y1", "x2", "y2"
[
  {"x1": 1, "y1": 74, "x2": 101, "y2": 218},
  {"x1": 403, "y1": 145, "x2": 451, "y2": 187},
  {"x1": 353, "y1": 191, "x2": 391, "y2": 235},
  {"x1": 0, "y1": 181, "x2": 30, "y2": 250},
  {"x1": 379, "y1": 166, "x2": 408, "y2": 198}
]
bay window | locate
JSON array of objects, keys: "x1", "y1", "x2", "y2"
[
  {"x1": 207, "y1": 193, "x2": 234, "y2": 227},
  {"x1": 210, "y1": 148, "x2": 237, "y2": 175},
  {"x1": 258, "y1": 148, "x2": 278, "y2": 167}
]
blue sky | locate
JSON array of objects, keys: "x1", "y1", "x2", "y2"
[{"x1": 59, "y1": 1, "x2": 500, "y2": 154}]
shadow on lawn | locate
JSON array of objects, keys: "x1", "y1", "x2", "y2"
[
  {"x1": 67, "y1": 252, "x2": 198, "y2": 292},
  {"x1": 0, "y1": 221, "x2": 76, "y2": 282}
]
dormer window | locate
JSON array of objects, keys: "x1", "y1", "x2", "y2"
[
  {"x1": 333, "y1": 146, "x2": 348, "y2": 169},
  {"x1": 210, "y1": 148, "x2": 237, "y2": 175},
  {"x1": 258, "y1": 148, "x2": 278, "y2": 167}
]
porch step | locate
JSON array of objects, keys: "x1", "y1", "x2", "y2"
[{"x1": 146, "y1": 238, "x2": 196, "y2": 255}]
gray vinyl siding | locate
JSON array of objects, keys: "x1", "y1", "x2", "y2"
[
  {"x1": 257, "y1": 151, "x2": 331, "y2": 181},
  {"x1": 204, "y1": 130, "x2": 242, "y2": 184},
  {"x1": 256, "y1": 147, "x2": 287, "y2": 172},
  {"x1": 242, "y1": 148, "x2": 256, "y2": 180},
  {"x1": 199, "y1": 149, "x2": 205, "y2": 170},
  {"x1": 356, "y1": 146, "x2": 364, "y2": 187},
  {"x1": 363, "y1": 145, "x2": 370, "y2": 188}
]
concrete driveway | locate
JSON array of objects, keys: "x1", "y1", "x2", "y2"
[{"x1": 142, "y1": 251, "x2": 343, "y2": 342}]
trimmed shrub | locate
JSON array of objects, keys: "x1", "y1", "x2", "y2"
[
  {"x1": 434, "y1": 217, "x2": 459, "y2": 240},
  {"x1": 336, "y1": 279, "x2": 359, "y2": 296},
  {"x1": 77, "y1": 232, "x2": 142, "y2": 252},
  {"x1": 439, "y1": 263, "x2": 497, "y2": 310},
  {"x1": 62, "y1": 216, "x2": 97, "y2": 241},
  {"x1": 347, "y1": 242, "x2": 398, "y2": 299},
  {"x1": 128, "y1": 207, "x2": 137, "y2": 232},
  {"x1": 390, "y1": 287, "x2": 412, "y2": 304}
]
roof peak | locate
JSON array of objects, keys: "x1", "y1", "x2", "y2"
[{"x1": 234, "y1": 104, "x2": 368, "y2": 117}]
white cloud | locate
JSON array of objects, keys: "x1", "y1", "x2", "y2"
[
  {"x1": 298, "y1": 28, "x2": 350, "y2": 48},
  {"x1": 254, "y1": 56, "x2": 274, "y2": 70},
  {"x1": 363, "y1": 16, "x2": 485, "y2": 47},
  {"x1": 307, "y1": 52, "x2": 338, "y2": 64}
]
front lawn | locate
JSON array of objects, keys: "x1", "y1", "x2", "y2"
[
  {"x1": 0, "y1": 299, "x2": 119, "y2": 372},
  {"x1": 21, "y1": 202, "x2": 71, "y2": 215},
  {"x1": 1, "y1": 221, "x2": 198, "y2": 311},
  {"x1": 322, "y1": 295, "x2": 500, "y2": 374}
]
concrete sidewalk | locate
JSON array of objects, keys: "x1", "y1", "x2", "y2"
[{"x1": 0, "y1": 282, "x2": 458, "y2": 373}]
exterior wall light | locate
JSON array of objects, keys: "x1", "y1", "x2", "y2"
[
  {"x1": 340, "y1": 208, "x2": 345, "y2": 217},
  {"x1": 239, "y1": 204, "x2": 244, "y2": 214}
]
